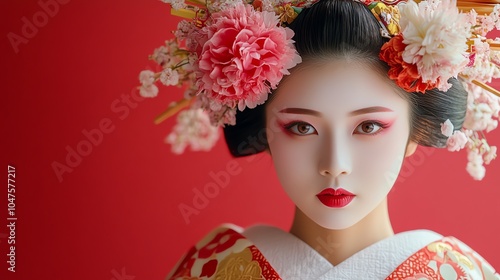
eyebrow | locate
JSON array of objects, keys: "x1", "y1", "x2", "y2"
[
  {"x1": 348, "y1": 106, "x2": 394, "y2": 116},
  {"x1": 278, "y1": 106, "x2": 394, "y2": 117},
  {"x1": 279, "y1": 108, "x2": 321, "y2": 116}
]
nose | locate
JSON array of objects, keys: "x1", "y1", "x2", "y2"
[{"x1": 318, "y1": 133, "x2": 352, "y2": 177}]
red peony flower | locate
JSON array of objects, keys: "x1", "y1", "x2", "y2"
[{"x1": 197, "y1": 3, "x2": 301, "y2": 111}]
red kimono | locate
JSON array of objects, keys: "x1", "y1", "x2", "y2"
[{"x1": 167, "y1": 224, "x2": 499, "y2": 280}]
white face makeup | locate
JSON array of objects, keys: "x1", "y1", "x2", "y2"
[{"x1": 265, "y1": 60, "x2": 412, "y2": 230}]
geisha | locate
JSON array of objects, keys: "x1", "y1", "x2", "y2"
[{"x1": 139, "y1": 0, "x2": 500, "y2": 278}]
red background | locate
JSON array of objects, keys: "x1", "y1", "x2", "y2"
[{"x1": 1, "y1": 1, "x2": 499, "y2": 279}]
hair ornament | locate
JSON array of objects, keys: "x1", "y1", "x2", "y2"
[
  {"x1": 139, "y1": 0, "x2": 500, "y2": 180},
  {"x1": 441, "y1": 119, "x2": 469, "y2": 152},
  {"x1": 363, "y1": 0, "x2": 403, "y2": 37}
]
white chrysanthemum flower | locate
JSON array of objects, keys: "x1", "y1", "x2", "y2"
[{"x1": 399, "y1": 0, "x2": 470, "y2": 91}]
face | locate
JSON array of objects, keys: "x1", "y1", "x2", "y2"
[{"x1": 265, "y1": 60, "x2": 412, "y2": 230}]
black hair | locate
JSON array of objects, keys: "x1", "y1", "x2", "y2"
[{"x1": 223, "y1": 0, "x2": 467, "y2": 156}]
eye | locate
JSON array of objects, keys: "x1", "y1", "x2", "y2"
[
  {"x1": 354, "y1": 121, "x2": 384, "y2": 135},
  {"x1": 285, "y1": 122, "x2": 317, "y2": 135}
]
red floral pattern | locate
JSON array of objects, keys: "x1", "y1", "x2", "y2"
[
  {"x1": 168, "y1": 227, "x2": 281, "y2": 280},
  {"x1": 168, "y1": 227, "x2": 497, "y2": 280},
  {"x1": 197, "y1": 230, "x2": 242, "y2": 258},
  {"x1": 386, "y1": 237, "x2": 495, "y2": 280}
]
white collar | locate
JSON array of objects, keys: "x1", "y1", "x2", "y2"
[{"x1": 242, "y1": 224, "x2": 443, "y2": 280}]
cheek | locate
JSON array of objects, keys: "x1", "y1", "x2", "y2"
[
  {"x1": 268, "y1": 134, "x2": 316, "y2": 189},
  {"x1": 353, "y1": 125, "x2": 408, "y2": 186}
]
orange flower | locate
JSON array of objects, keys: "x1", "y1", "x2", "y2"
[{"x1": 380, "y1": 34, "x2": 437, "y2": 93}]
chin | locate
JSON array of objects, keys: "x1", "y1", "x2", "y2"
[
  {"x1": 316, "y1": 221, "x2": 360, "y2": 231},
  {"x1": 311, "y1": 214, "x2": 364, "y2": 230}
]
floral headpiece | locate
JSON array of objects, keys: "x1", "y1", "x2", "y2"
[{"x1": 139, "y1": 0, "x2": 500, "y2": 180}]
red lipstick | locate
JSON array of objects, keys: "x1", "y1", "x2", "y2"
[{"x1": 316, "y1": 188, "x2": 355, "y2": 208}]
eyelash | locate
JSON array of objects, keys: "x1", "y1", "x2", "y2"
[
  {"x1": 283, "y1": 121, "x2": 317, "y2": 135},
  {"x1": 355, "y1": 121, "x2": 391, "y2": 136},
  {"x1": 281, "y1": 120, "x2": 391, "y2": 136}
]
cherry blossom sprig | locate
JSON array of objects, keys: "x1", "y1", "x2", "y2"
[
  {"x1": 138, "y1": 39, "x2": 197, "y2": 98},
  {"x1": 166, "y1": 108, "x2": 220, "y2": 154},
  {"x1": 139, "y1": 0, "x2": 307, "y2": 153},
  {"x1": 460, "y1": 83, "x2": 499, "y2": 180},
  {"x1": 459, "y1": 7, "x2": 500, "y2": 180},
  {"x1": 468, "y1": 5, "x2": 500, "y2": 37},
  {"x1": 465, "y1": 132, "x2": 497, "y2": 180},
  {"x1": 140, "y1": 0, "x2": 500, "y2": 180}
]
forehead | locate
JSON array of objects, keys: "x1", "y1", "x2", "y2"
[{"x1": 268, "y1": 60, "x2": 408, "y2": 113}]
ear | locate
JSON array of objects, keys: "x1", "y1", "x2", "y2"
[{"x1": 405, "y1": 140, "x2": 418, "y2": 157}]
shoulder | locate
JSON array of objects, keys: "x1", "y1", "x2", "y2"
[
  {"x1": 388, "y1": 231, "x2": 499, "y2": 280},
  {"x1": 166, "y1": 223, "x2": 280, "y2": 280},
  {"x1": 442, "y1": 236, "x2": 499, "y2": 279}
]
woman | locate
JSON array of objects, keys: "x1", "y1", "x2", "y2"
[{"x1": 140, "y1": 0, "x2": 500, "y2": 278}]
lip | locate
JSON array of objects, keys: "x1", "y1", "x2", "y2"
[{"x1": 316, "y1": 188, "x2": 355, "y2": 208}]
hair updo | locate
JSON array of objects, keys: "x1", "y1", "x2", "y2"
[{"x1": 223, "y1": 0, "x2": 468, "y2": 157}]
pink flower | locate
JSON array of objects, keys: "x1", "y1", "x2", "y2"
[
  {"x1": 161, "y1": 0, "x2": 186, "y2": 10},
  {"x1": 480, "y1": 16, "x2": 495, "y2": 36},
  {"x1": 139, "y1": 70, "x2": 155, "y2": 87},
  {"x1": 486, "y1": 119, "x2": 498, "y2": 133},
  {"x1": 197, "y1": 3, "x2": 301, "y2": 111},
  {"x1": 466, "y1": 149, "x2": 487, "y2": 180},
  {"x1": 139, "y1": 84, "x2": 159, "y2": 98},
  {"x1": 446, "y1": 130, "x2": 468, "y2": 152},
  {"x1": 484, "y1": 146, "x2": 497, "y2": 164},
  {"x1": 177, "y1": 20, "x2": 195, "y2": 37},
  {"x1": 464, "y1": 102, "x2": 494, "y2": 131},
  {"x1": 193, "y1": 94, "x2": 237, "y2": 126},
  {"x1": 468, "y1": 148, "x2": 484, "y2": 164},
  {"x1": 165, "y1": 108, "x2": 220, "y2": 154},
  {"x1": 466, "y1": 161, "x2": 486, "y2": 180},
  {"x1": 209, "y1": 106, "x2": 237, "y2": 126},
  {"x1": 159, "y1": 68, "x2": 180, "y2": 86},
  {"x1": 465, "y1": 9, "x2": 477, "y2": 27},
  {"x1": 493, "y1": 5, "x2": 500, "y2": 29},
  {"x1": 184, "y1": 87, "x2": 197, "y2": 99},
  {"x1": 440, "y1": 119, "x2": 454, "y2": 137},
  {"x1": 188, "y1": 53, "x2": 198, "y2": 66},
  {"x1": 152, "y1": 46, "x2": 170, "y2": 65}
]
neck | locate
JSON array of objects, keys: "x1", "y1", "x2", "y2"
[{"x1": 289, "y1": 198, "x2": 394, "y2": 266}]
